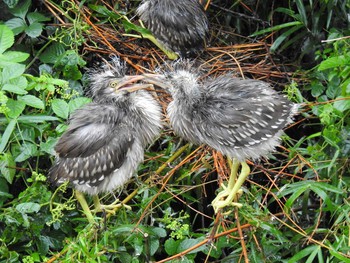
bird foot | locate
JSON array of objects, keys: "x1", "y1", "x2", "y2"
[
  {"x1": 93, "y1": 198, "x2": 131, "y2": 215},
  {"x1": 211, "y1": 188, "x2": 244, "y2": 213},
  {"x1": 211, "y1": 160, "x2": 250, "y2": 214}
]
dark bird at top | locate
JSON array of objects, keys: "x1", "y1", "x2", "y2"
[
  {"x1": 137, "y1": 0, "x2": 209, "y2": 57},
  {"x1": 144, "y1": 63, "x2": 299, "y2": 212},
  {"x1": 49, "y1": 58, "x2": 162, "y2": 219}
]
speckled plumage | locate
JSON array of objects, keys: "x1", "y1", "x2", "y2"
[
  {"x1": 137, "y1": 0, "x2": 209, "y2": 56},
  {"x1": 151, "y1": 68, "x2": 298, "y2": 161},
  {"x1": 49, "y1": 59, "x2": 163, "y2": 195}
]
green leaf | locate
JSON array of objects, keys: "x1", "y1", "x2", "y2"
[
  {"x1": 10, "y1": 75, "x2": 27, "y2": 89},
  {"x1": 68, "y1": 97, "x2": 91, "y2": 114},
  {"x1": 63, "y1": 64, "x2": 82, "y2": 80},
  {"x1": 40, "y1": 137, "x2": 58, "y2": 155},
  {"x1": 326, "y1": 81, "x2": 341, "y2": 99},
  {"x1": 4, "y1": 0, "x2": 20, "y2": 8},
  {"x1": 18, "y1": 95, "x2": 44, "y2": 109},
  {"x1": 56, "y1": 50, "x2": 86, "y2": 67},
  {"x1": 318, "y1": 55, "x2": 348, "y2": 70},
  {"x1": 37, "y1": 236, "x2": 51, "y2": 255},
  {"x1": 49, "y1": 77, "x2": 69, "y2": 87},
  {"x1": 0, "y1": 25, "x2": 15, "y2": 54},
  {"x1": 5, "y1": 18, "x2": 27, "y2": 36},
  {"x1": 17, "y1": 115, "x2": 59, "y2": 122},
  {"x1": 25, "y1": 22, "x2": 43, "y2": 38},
  {"x1": 274, "y1": 7, "x2": 296, "y2": 18},
  {"x1": 165, "y1": 238, "x2": 180, "y2": 256},
  {"x1": 311, "y1": 84, "x2": 325, "y2": 97},
  {"x1": 14, "y1": 143, "x2": 37, "y2": 162},
  {"x1": 9, "y1": 0, "x2": 30, "y2": 19},
  {"x1": 122, "y1": 20, "x2": 152, "y2": 35},
  {"x1": 0, "y1": 51, "x2": 29, "y2": 62},
  {"x1": 150, "y1": 227, "x2": 167, "y2": 238},
  {"x1": 323, "y1": 126, "x2": 340, "y2": 146},
  {"x1": 313, "y1": 181, "x2": 343, "y2": 194},
  {"x1": 88, "y1": 4, "x2": 123, "y2": 20},
  {"x1": 119, "y1": 252, "x2": 132, "y2": 263},
  {"x1": 333, "y1": 97, "x2": 350, "y2": 112},
  {"x1": 310, "y1": 185, "x2": 334, "y2": 209},
  {"x1": 0, "y1": 118, "x2": 16, "y2": 153},
  {"x1": 20, "y1": 127, "x2": 36, "y2": 144},
  {"x1": 279, "y1": 30, "x2": 308, "y2": 52},
  {"x1": 6, "y1": 99, "x2": 25, "y2": 118},
  {"x1": 279, "y1": 181, "x2": 343, "y2": 212},
  {"x1": 149, "y1": 238, "x2": 159, "y2": 256},
  {"x1": 260, "y1": 222, "x2": 287, "y2": 243},
  {"x1": 26, "y1": 12, "x2": 50, "y2": 24},
  {"x1": 287, "y1": 245, "x2": 320, "y2": 263},
  {"x1": 55, "y1": 123, "x2": 67, "y2": 133},
  {"x1": 0, "y1": 152, "x2": 16, "y2": 184},
  {"x1": 250, "y1": 21, "x2": 303, "y2": 37},
  {"x1": 0, "y1": 177, "x2": 13, "y2": 205},
  {"x1": 178, "y1": 238, "x2": 205, "y2": 254},
  {"x1": 16, "y1": 202, "x2": 41, "y2": 214},
  {"x1": 295, "y1": 0, "x2": 308, "y2": 26},
  {"x1": 270, "y1": 25, "x2": 303, "y2": 53},
  {"x1": 2, "y1": 63, "x2": 26, "y2": 82},
  {"x1": 39, "y1": 42, "x2": 65, "y2": 64},
  {"x1": 329, "y1": 249, "x2": 350, "y2": 262},
  {"x1": 52, "y1": 99, "x2": 69, "y2": 119},
  {"x1": 2, "y1": 84, "x2": 27, "y2": 95}
]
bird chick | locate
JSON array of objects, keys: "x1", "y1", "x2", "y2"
[
  {"x1": 49, "y1": 58, "x2": 163, "y2": 196},
  {"x1": 145, "y1": 67, "x2": 298, "y2": 161},
  {"x1": 144, "y1": 64, "x2": 299, "y2": 213},
  {"x1": 137, "y1": 0, "x2": 209, "y2": 57}
]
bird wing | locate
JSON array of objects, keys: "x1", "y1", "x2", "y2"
[
  {"x1": 49, "y1": 125, "x2": 135, "y2": 188},
  {"x1": 195, "y1": 78, "x2": 293, "y2": 148},
  {"x1": 150, "y1": 0, "x2": 208, "y2": 48},
  {"x1": 54, "y1": 103, "x2": 130, "y2": 158},
  {"x1": 50, "y1": 103, "x2": 136, "y2": 188}
]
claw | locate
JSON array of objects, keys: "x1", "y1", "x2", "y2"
[
  {"x1": 211, "y1": 159, "x2": 250, "y2": 213},
  {"x1": 92, "y1": 196, "x2": 132, "y2": 215}
]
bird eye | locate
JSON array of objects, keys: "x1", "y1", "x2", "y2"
[{"x1": 110, "y1": 81, "x2": 118, "y2": 88}]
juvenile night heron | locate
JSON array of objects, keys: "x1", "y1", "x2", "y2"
[
  {"x1": 49, "y1": 58, "x2": 163, "y2": 222},
  {"x1": 136, "y1": 0, "x2": 209, "y2": 57},
  {"x1": 144, "y1": 65, "x2": 298, "y2": 213}
]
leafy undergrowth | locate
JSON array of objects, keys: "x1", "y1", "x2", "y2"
[{"x1": 0, "y1": 0, "x2": 349, "y2": 262}]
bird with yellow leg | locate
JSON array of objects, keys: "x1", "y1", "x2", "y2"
[
  {"x1": 143, "y1": 61, "x2": 299, "y2": 213},
  {"x1": 49, "y1": 57, "x2": 163, "y2": 223}
]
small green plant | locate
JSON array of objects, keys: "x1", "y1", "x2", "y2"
[
  {"x1": 5, "y1": 0, "x2": 50, "y2": 38},
  {"x1": 275, "y1": 35, "x2": 350, "y2": 262},
  {"x1": 0, "y1": 21, "x2": 90, "y2": 262},
  {"x1": 251, "y1": 0, "x2": 349, "y2": 62},
  {"x1": 159, "y1": 209, "x2": 190, "y2": 240}
]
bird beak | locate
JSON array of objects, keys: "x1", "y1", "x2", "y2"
[
  {"x1": 142, "y1": 73, "x2": 171, "y2": 89},
  {"x1": 114, "y1": 75, "x2": 152, "y2": 92}
]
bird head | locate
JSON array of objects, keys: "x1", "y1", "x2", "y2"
[
  {"x1": 142, "y1": 59, "x2": 202, "y2": 99},
  {"x1": 87, "y1": 58, "x2": 153, "y2": 102},
  {"x1": 143, "y1": 69, "x2": 201, "y2": 100}
]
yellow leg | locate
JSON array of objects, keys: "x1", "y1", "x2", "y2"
[
  {"x1": 211, "y1": 159, "x2": 250, "y2": 213},
  {"x1": 75, "y1": 191, "x2": 132, "y2": 224},
  {"x1": 75, "y1": 190, "x2": 95, "y2": 224}
]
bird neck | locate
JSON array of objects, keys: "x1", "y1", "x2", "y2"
[
  {"x1": 127, "y1": 90, "x2": 162, "y2": 145},
  {"x1": 172, "y1": 84, "x2": 202, "y2": 105}
]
